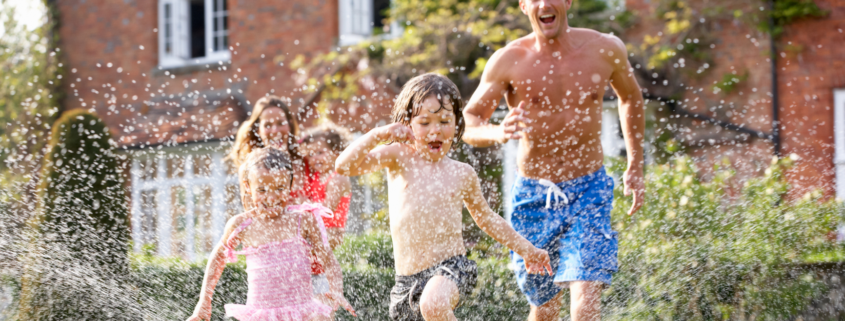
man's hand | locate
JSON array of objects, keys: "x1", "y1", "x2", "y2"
[
  {"x1": 376, "y1": 123, "x2": 415, "y2": 144},
  {"x1": 523, "y1": 247, "x2": 553, "y2": 276},
  {"x1": 499, "y1": 101, "x2": 529, "y2": 143},
  {"x1": 623, "y1": 166, "x2": 644, "y2": 216}
]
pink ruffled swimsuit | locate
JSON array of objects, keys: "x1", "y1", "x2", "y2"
[{"x1": 223, "y1": 205, "x2": 333, "y2": 321}]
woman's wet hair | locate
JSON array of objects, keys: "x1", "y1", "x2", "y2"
[
  {"x1": 239, "y1": 147, "x2": 294, "y2": 188},
  {"x1": 390, "y1": 73, "x2": 465, "y2": 141},
  {"x1": 300, "y1": 121, "x2": 353, "y2": 154},
  {"x1": 230, "y1": 95, "x2": 300, "y2": 167}
]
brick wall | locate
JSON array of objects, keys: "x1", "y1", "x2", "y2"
[
  {"x1": 776, "y1": 0, "x2": 845, "y2": 198},
  {"x1": 623, "y1": 0, "x2": 843, "y2": 196},
  {"x1": 55, "y1": 0, "x2": 341, "y2": 147}
]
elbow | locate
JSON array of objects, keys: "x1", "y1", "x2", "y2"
[{"x1": 335, "y1": 163, "x2": 351, "y2": 176}]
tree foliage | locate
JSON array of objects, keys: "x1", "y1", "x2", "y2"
[
  {"x1": 293, "y1": 0, "x2": 631, "y2": 110},
  {"x1": 17, "y1": 110, "x2": 135, "y2": 320}
]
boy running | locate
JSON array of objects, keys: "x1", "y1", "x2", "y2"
[{"x1": 336, "y1": 73, "x2": 552, "y2": 321}]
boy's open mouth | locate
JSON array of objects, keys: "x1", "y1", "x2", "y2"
[
  {"x1": 428, "y1": 141, "x2": 443, "y2": 152},
  {"x1": 539, "y1": 14, "x2": 556, "y2": 25}
]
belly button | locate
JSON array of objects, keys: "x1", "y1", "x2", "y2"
[{"x1": 531, "y1": 96, "x2": 540, "y2": 104}]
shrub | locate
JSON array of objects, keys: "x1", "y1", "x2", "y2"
[
  {"x1": 17, "y1": 110, "x2": 135, "y2": 320},
  {"x1": 604, "y1": 156, "x2": 842, "y2": 320}
]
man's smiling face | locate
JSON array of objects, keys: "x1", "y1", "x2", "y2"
[{"x1": 520, "y1": 0, "x2": 572, "y2": 40}]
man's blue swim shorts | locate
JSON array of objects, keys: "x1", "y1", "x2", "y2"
[{"x1": 509, "y1": 166, "x2": 617, "y2": 306}]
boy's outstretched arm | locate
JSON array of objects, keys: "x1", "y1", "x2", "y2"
[
  {"x1": 186, "y1": 215, "x2": 246, "y2": 321},
  {"x1": 335, "y1": 123, "x2": 414, "y2": 177},
  {"x1": 460, "y1": 167, "x2": 553, "y2": 275}
]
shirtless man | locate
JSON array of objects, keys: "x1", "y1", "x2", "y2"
[
  {"x1": 336, "y1": 73, "x2": 552, "y2": 321},
  {"x1": 462, "y1": 0, "x2": 645, "y2": 320}
]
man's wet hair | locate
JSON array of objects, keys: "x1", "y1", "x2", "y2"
[
  {"x1": 390, "y1": 73, "x2": 465, "y2": 141},
  {"x1": 240, "y1": 147, "x2": 293, "y2": 188}
]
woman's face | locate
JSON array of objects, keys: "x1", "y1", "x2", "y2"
[{"x1": 258, "y1": 107, "x2": 290, "y2": 148}]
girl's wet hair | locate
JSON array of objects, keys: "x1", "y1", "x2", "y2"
[
  {"x1": 301, "y1": 121, "x2": 353, "y2": 154},
  {"x1": 230, "y1": 95, "x2": 300, "y2": 167},
  {"x1": 390, "y1": 73, "x2": 465, "y2": 141},
  {"x1": 240, "y1": 147, "x2": 294, "y2": 188}
]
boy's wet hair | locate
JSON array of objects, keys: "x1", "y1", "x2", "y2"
[
  {"x1": 301, "y1": 121, "x2": 353, "y2": 154},
  {"x1": 240, "y1": 147, "x2": 293, "y2": 188},
  {"x1": 390, "y1": 73, "x2": 465, "y2": 141}
]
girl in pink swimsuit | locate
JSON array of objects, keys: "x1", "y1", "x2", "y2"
[{"x1": 187, "y1": 148, "x2": 355, "y2": 321}]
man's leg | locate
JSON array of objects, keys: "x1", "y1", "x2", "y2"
[
  {"x1": 418, "y1": 275, "x2": 460, "y2": 321},
  {"x1": 527, "y1": 290, "x2": 564, "y2": 321},
  {"x1": 569, "y1": 281, "x2": 602, "y2": 321}
]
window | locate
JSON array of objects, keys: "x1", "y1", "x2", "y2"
[
  {"x1": 834, "y1": 89, "x2": 845, "y2": 199},
  {"x1": 158, "y1": 0, "x2": 229, "y2": 68},
  {"x1": 339, "y1": 0, "x2": 397, "y2": 46},
  {"x1": 129, "y1": 146, "x2": 240, "y2": 261}
]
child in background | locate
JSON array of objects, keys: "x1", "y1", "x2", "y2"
[
  {"x1": 335, "y1": 73, "x2": 552, "y2": 321},
  {"x1": 187, "y1": 148, "x2": 354, "y2": 321},
  {"x1": 301, "y1": 122, "x2": 354, "y2": 250}
]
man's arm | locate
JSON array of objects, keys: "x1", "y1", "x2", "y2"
[
  {"x1": 607, "y1": 36, "x2": 646, "y2": 216},
  {"x1": 463, "y1": 49, "x2": 528, "y2": 147}
]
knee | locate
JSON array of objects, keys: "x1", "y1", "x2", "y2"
[{"x1": 419, "y1": 296, "x2": 449, "y2": 319}]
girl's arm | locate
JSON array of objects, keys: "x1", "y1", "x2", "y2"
[
  {"x1": 459, "y1": 166, "x2": 553, "y2": 275},
  {"x1": 186, "y1": 215, "x2": 246, "y2": 321},
  {"x1": 324, "y1": 174, "x2": 351, "y2": 212},
  {"x1": 335, "y1": 123, "x2": 413, "y2": 177},
  {"x1": 301, "y1": 212, "x2": 356, "y2": 316},
  {"x1": 324, "y1": 174, "x2": 351, "y2": 250}
]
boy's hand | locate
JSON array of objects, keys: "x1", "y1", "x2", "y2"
[
  {"x1": 523, "y1": 247, "x2": 553, "y2": 276},
  {"x1": 326, "y1": 292, "x2": 357, "y2": 317},
  {"x1": 377, "y1": 123, "x2": 415, "y2": 144}
]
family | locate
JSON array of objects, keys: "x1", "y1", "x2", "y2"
[{"x1": 186, "y1": 0, "x2": 644, "y2": 320}]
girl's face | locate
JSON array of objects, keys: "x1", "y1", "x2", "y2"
[
  {"x1": 246, "y1": 167, "x2": 291, "y2": 217},
  {"x1": 258, "y1": 107, "x2": 291, "y2": 149},
  {"x1": 410, "y1": 95, "x2": 456, "y2": 162},
  {"x1": 304, "y1": 139, "x2": 335, "y2": 174}
]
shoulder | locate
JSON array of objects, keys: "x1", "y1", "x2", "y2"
[
  {"x1": 484, "y1": 37, "x2": 532, "y2": 77},
  {"x1": 222, "y1": 213, "x2": 250, "y2": 239},
  {"x1": 576, "y1": 29, "x2": 627, "y2": 55},
  {"x1": 444, "y1": 159, "x2": 477, "y2": 181}
]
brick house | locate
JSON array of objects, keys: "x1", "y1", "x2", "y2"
[{"x1": 53, "y1": 0, "x2": 397, "y2": 261}]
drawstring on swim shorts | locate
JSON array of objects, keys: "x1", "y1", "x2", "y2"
[{"x1": 539, "y1": 179, "x2": 569, "y2": 209}]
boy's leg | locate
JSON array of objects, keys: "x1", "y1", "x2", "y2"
[
  {"x1": 569, "y1": 281, "x2": 602, "y2": 321},
  {"x1": 527, "y1": 290, "x2": 564, "y2": 321},
  {"x1": 418, "y1": 275, "x2": 460, "y2": 321}
]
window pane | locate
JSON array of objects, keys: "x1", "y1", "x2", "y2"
[
  {"x1": 213, "y1": 37, "x2": 219, "y2": 52},
  {"x1": 168, "y1": 155, "x2": 185, "y2": 179},
  {"x1": 164, "y1": 4, "x2": 172, "y2": 54},
  {"x1": 222, "y1": 0, "x2": 227, "y2": 11},
  {"x1": 139, "y1": 158, "x2": 157, "y2": 181},
  {"x1": 193, "y1": 154, "x2": 212, "y2": 177},
  {"x1": 140, "y1": 189, "x2": 158, "y2": 253},
  {"x1": 190, "y1": 0, "x2": 206, "y2": 58}
]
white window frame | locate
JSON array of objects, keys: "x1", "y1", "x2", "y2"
[
  {"x1": 338, "y1": 0, "x2": 401, "y2": 46},
  {"x1": 129, "y1": 144, "x2": 239, "y2": 261},
  {"x1": 834, "y1": 89, "x2": 845, "y2": 199},
  {"x1": 158, "y1": 0, "x2": 230, "y2": 69}
]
